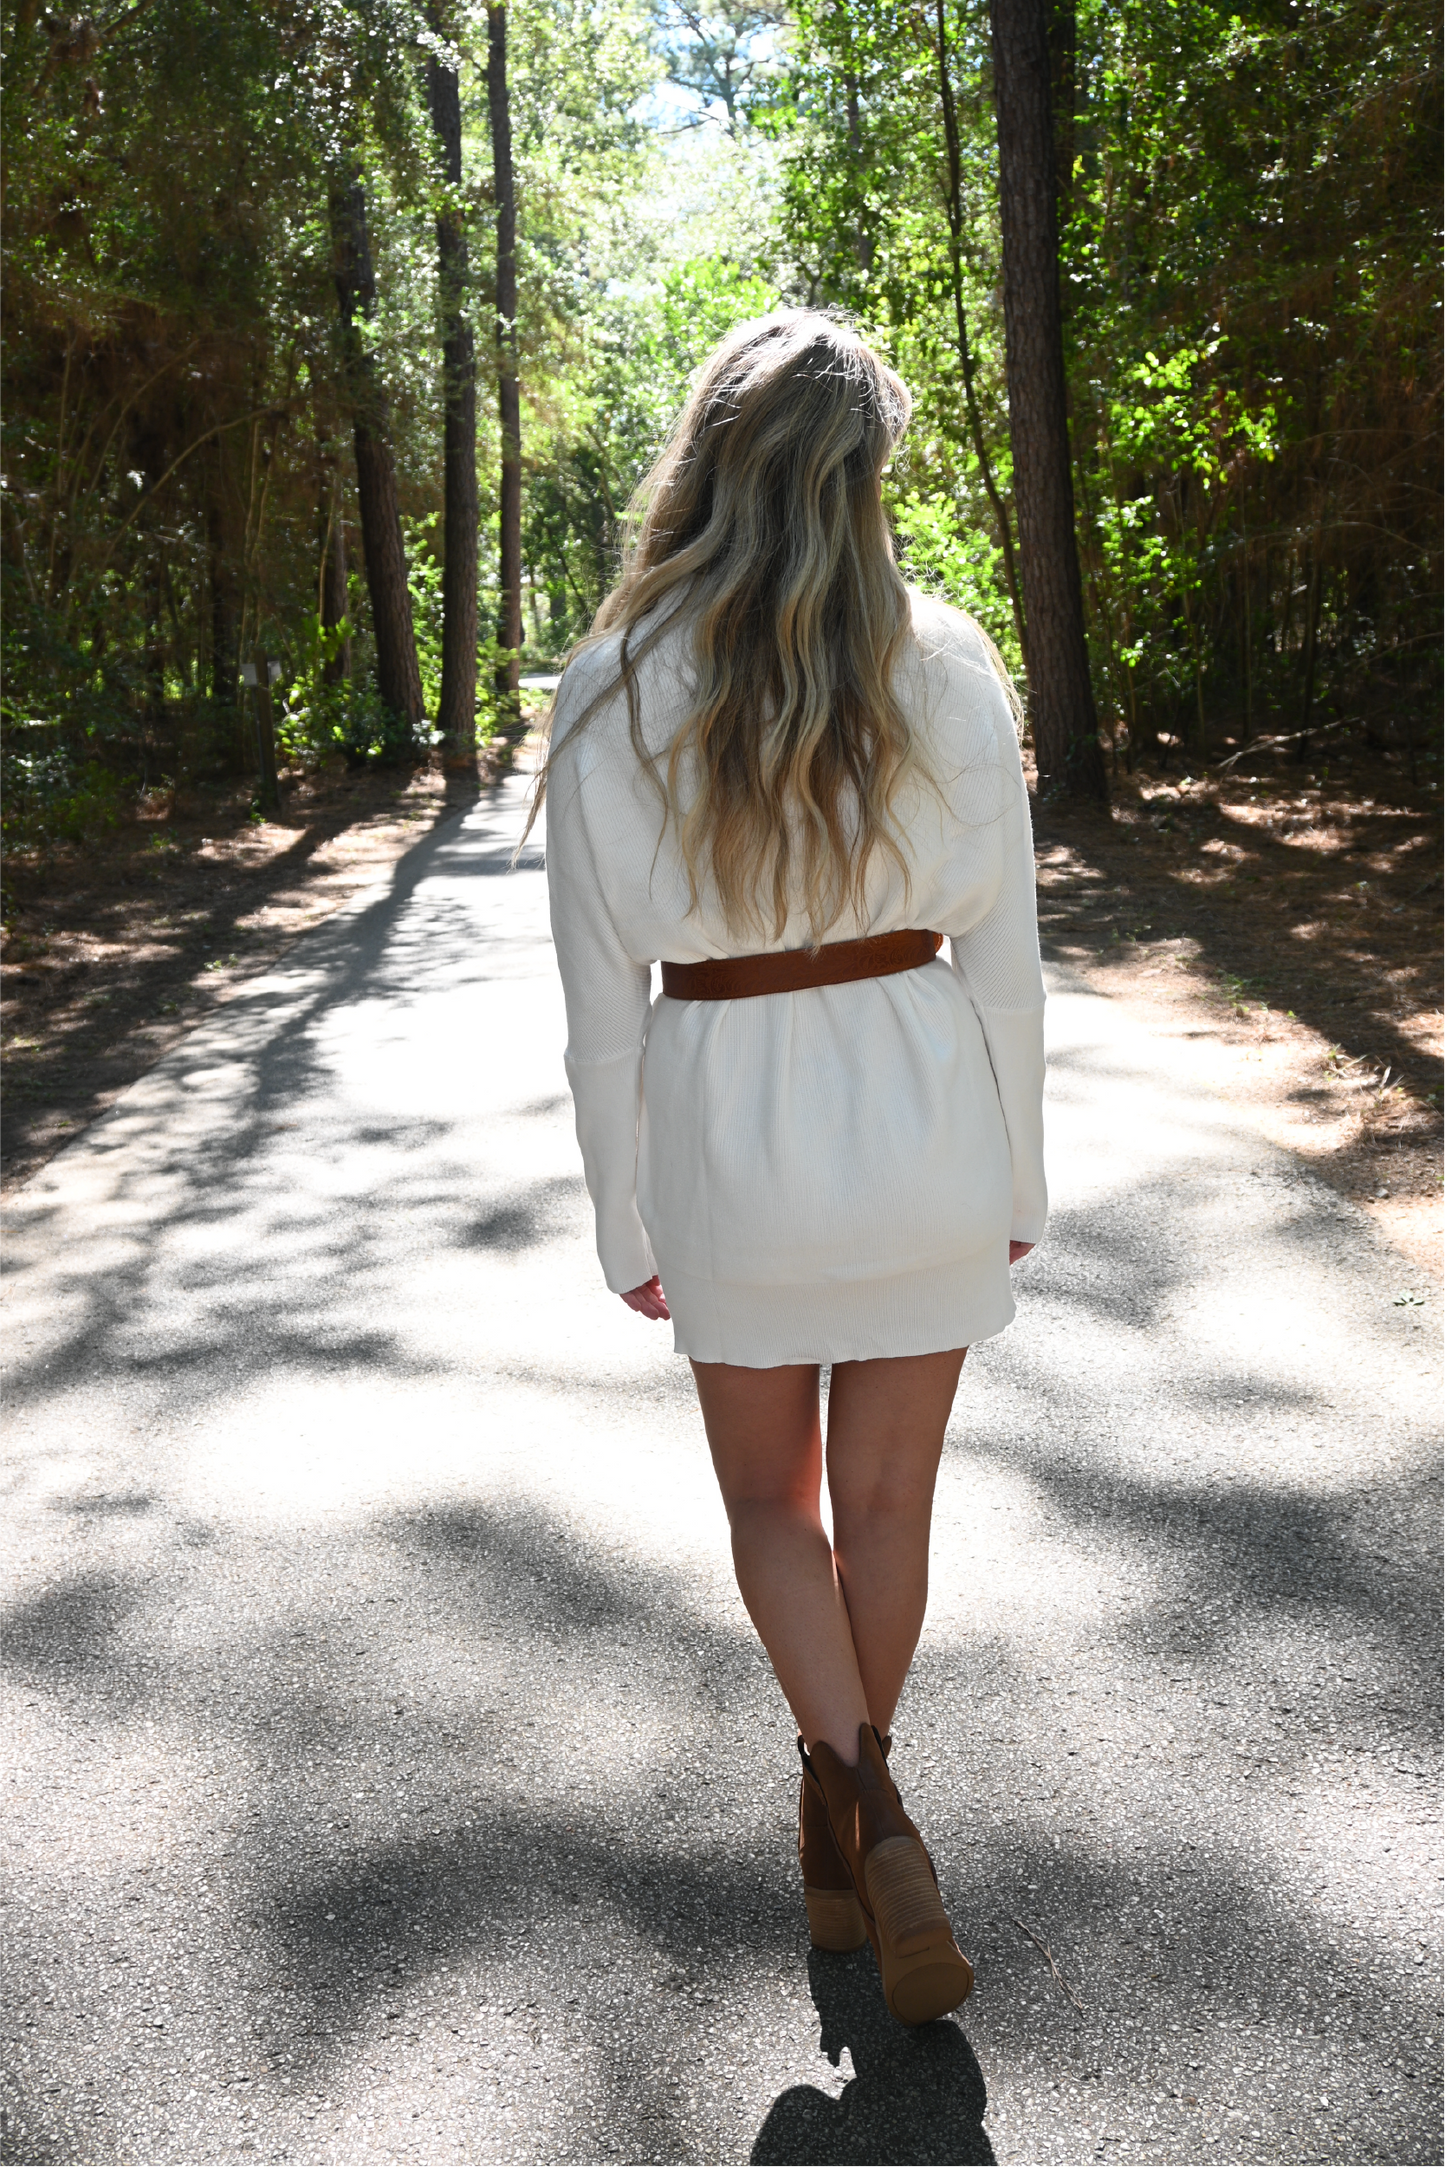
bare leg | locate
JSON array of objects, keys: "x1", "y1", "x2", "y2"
[
  {"x1": 691, "y1": 1347, "x2": 966, "y2": 1761},
  {"x1": 825, "y1": 1348, "x2": 966, "y2": 1737},
  {"x1": 690, "y1": 1360, "x2": 870, "y2": 1762}
]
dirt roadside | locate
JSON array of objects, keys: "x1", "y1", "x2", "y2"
[{"x1": 1034, "y1": 756, "x2": 1441, "y2": 1280}]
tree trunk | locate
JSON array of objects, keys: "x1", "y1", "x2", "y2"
[
  {"x1": 934, "y1": 0, "x2": 1026, "y2": 665},
  {"x1": 143, "y1": 551, "x2": 165, "y2": 734},
  {"x1": 319, "y1": 459, "x2": 351, "y2": 687},
  {"x1": 1240, "y1": 520, "x2": 1252, "y2": 739},
  {"x1": 990, "y1": 0, "x2": 1107, "y2": 801},
  {"x1": 251, "y1": 654, "x2": 282, "y2": 813},
  {"x1": 844, "y1": 71, "x2": 874, "y2": 273},
  {"x1": 1298, "y1": 543, "x2": 1322, "y2": 761},
  {"x1": 207, "y1": 464, "x2": 240, "y2": 708},
  {"x1": 426, "y1": 19, "x2": 479, "y2": 756},
  {"x1": 487, "y1": 5, "x2": 523, "y2": 737},
  {"x1": 330, "y1": 170, "x2": 425, "y2": 734}
]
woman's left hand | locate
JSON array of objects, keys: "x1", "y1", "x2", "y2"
[
  {"x1": 1009, "y1": 1241, "x2": 1035, "y2": 1266},
  {"x1": 621, "y1": 1275, "x2": 671, "y2": 1320}
]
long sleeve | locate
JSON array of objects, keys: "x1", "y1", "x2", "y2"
[
  {"x1": 941, "y1": 667, "x2": 1049, "y2": 1246},
  {"x1": 544, "y1": 753, "x2": 658, "y2": 1294}
]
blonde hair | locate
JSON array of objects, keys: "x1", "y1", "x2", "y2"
[{"x1": 531, "y1": 310, "x2": 928, "y2": 942}]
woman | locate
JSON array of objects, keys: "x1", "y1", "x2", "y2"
[{"x1": 537, "y1": 312, "x2": 1045, "y2": 2027}]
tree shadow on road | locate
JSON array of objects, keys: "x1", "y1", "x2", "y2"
[
  {"x1": 5, "y1": 773, "x2": 1441, "y2": 2166},
  {"x1": 751, "y1": 1948, "x2": 994, "y2": 2164},
  {"x1": 4, "y1": 1463, "x2": 1441, "y2": 2164},
  {"x1": 1, "y1": 781, "x2": 569, "y2": 1431}
]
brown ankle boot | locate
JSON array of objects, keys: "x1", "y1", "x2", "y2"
[
  {"x1": 796, "y1": 1732, "x2": 897, "y2": 1949},
  {"x1": 807, "y1": 1723, "x2": 974, "y2": 2025},
  {"x1": 797, "y1": 1738, "x2": 868, "y2": 1950}
]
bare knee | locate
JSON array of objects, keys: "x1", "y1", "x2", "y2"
[
  {"x1": 721, "y1": 1485, "x2": 823, "y2": 1541},
  {"x1": 823, "y1": 1356, "x2": 957, "y2": 1529},
  {"x1": 692, "y1": 1358, "x2": 822, "y2": 1531},
  {"x1": 829, "y1": 1463, "x2": 938, "y2": 1535}
]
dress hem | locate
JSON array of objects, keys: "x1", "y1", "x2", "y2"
[{"x1": 656, "y1": 1251, "x2": 1016, "y2": 1368}]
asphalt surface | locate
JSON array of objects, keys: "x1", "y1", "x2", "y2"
[{"x1": 3, "y1": 773, "x2": 1441, "y2": 2167}]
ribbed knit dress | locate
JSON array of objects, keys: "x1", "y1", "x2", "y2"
[{"x1": 544, "y1": 591, "x2": 1047, "y2": 1368}]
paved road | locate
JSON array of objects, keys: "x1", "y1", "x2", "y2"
[{"x1": 3, "y1": 774, "x2": 1440, "y2": 2167}]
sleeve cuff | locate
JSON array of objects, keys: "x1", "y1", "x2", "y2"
[
  {"x1": 596, "y1": 1206, "x2": 658, "y2": 1295},
  {"x1": 973, "y1": 1003, "x2": 1048, "y2": 1246},
  {"x1": 565, "y1": 1049, "x2": 656, "y2": 1294}
]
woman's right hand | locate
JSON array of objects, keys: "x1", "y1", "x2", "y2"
[{"x1": 621, "y1": 1276, "x2": 671, "y2": 1321}]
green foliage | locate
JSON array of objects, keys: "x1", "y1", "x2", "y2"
[
  {"x1": 653, "y1": 0, "x2": 786, "y2": 130},
  {"x1": 764, "y1": 0, "x2": 1024, "y2": 669},
  {"x1": 0, "y1": 739, "x2": 126, "y2": 849},
  {"x1": 1064, "y1": 0, "x2": 1441, "y2": 753},
  {"x1": 515, "y1": 107, "x2": 787, "y2": 650},
  {"x1": 277, "y1": 616, "x2": 428, "y2": 768},
  {"x1": 890, "y1": 492, "x2": 1013, "y2": 643},
  {"x1": 404, "y1": 514, "x2": 446, "y2": 718},
  {"x1": 767, "y1": 0, "x2": 1439, "y2": 759},
  {"x1": 280, "y1": 671, "x2": 425, "y2": 769},
  {"x1": 521, "y1": 250, "x2": 782, "y2": 650},
  {"x1": 2, "y1": 0, "x2": 1434, "y2": 857}
]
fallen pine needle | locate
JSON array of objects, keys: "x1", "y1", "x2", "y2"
[{"x1": 1012, "y1": 1914, "x2": 1085, "y2": 2013}]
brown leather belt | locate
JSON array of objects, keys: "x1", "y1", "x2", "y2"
[{"x1": 660, "y1": 929, "x2": 943, "y2": 1002}]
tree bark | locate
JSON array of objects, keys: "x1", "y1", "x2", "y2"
[
  {"x1": 251, "y1": 655, "x2": 282, "y2": 813},
  {"x1": 207, "y1": 458, "x2": 240, "y2": 708},
  {"x1": 1298, "y1": 542, "x2": 1322, "y2": 760},
  {"x1": 990, "y1": 0, "x2": 1107, "y2": 800},
  {"x1": 487, "y1": 5, "x2": 523, "y2": 736},
  {"x1": 143, "y1": 551, "x2": 165, "y2": 745},
  {"x1": 426, "y1": 18, "x2": 479, "y2": 756},
  {"x1": 330, "y1": 171, "x2": 425, "y2": 733},
  {"x1": 844, "y1": 71, "x2": 874, "y2": 273},
  {"x1": 319, "y1": 457, "x2": 351, "y2": 687},
  {"x1": 934, "y1": 0, "x2": 1026, "y2": 666}
]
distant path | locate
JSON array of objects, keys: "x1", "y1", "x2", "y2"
[{"x1": 3, "y1": 772, "x2": 1439, "y2": 2165}]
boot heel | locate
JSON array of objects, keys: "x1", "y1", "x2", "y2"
[
  {"x1": 798, "y1": 1743, "x2": 869, "y2": 1951},
  {"x1": 803, "y1": 1883, "x2": 869, "y2": 1952},
  {"x1": 864, "y1": 1836, "x2": 974, "y2": 2024}
]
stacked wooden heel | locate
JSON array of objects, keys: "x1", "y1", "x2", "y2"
[{"x1": 797, "y1": 1723, "x2": 974, "y2": 2026}]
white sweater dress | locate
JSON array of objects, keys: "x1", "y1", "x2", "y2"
[{"x1": 544, "y1": 590, "x2": 1047, "y2": 1368}]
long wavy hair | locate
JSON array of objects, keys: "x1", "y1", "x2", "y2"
[{"x1": 531, "y1": 311, "x2": 928, "y2": 942}]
